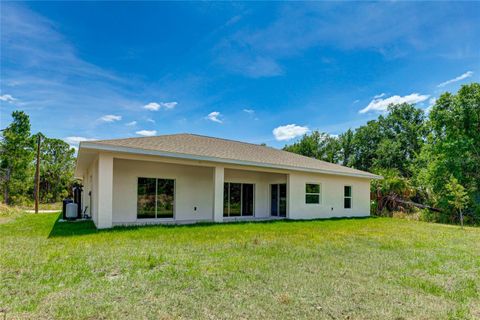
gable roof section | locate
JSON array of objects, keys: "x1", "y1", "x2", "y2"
[{"x1": 79, "y1": 134, "x2": 381, "y2": 179}]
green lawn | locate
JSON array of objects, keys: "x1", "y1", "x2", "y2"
[{"x1": 1, "y1": 213, "x2": 479, "y2": 319}]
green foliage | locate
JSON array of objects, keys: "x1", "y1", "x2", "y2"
[
  {"x1": 417, "y1": 83, "x2": 480, "y2": 223},
  {"x1": 0, "y1": 111, "x2": 34, "y2": 205},
  {"x1": 0, "y1": 111, "x2": 76, "y2": 206},
  {"x1": 351, "y1": 103, "x2": 426, "y2": 176},
  {"x1": 283, "y1": 131, "x2": 340, "y2": 162},
  {"x1": 284, "y1": 83, "x2": 480, "y2": 225},
  {"x1": 38, "y1": 136, "x2": 76, "y2": 202}
]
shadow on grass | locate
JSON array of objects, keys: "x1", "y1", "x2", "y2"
[
  {"x1": 48, "y1": 214, "x2": 98, "y2": 238},
  {"x1": 48, "y1": 214, "x2": 374, "y2": 238}
]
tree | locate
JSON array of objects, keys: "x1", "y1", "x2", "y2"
[
  {"x1": 417, "y1": 83, "x2": 480, "y2": 222},
  {"x1": 445, "y1": 176, "x2": 469, "y2": 227},
  {"x1": 0, "y1": 111, "x2": 34, "y2": 205},
  {"x1": 283, "y1": 131, "x2": 341, "y2": 163},
  {"x1": 38, "y1": 137, "x2": 76, "y2": 203},
  {"x1": 370, "y1": 168, "x2": 415, "y2": 215},
  {"x1": 350, "y1": 120, "x2": 382, "y2": 171},
  {"x1": 338, "y1": 129, "x2": 354, "y2": 166}
]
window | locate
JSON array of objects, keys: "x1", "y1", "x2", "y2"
[
  {"x1": 305, "y1": 183, "x2": 321, "y2": 204},
  {"x1": 344, "y1": 186, "x2": 352, "y2": 209},
  {"x1": 223, "y1": 183, "x2": 254, "y2": 217},
  {"x1": 137, "y1": 177, "x2": 174, "y2": 219}
]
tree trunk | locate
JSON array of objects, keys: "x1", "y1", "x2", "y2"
[
  {"x1": 460, "y1": 209, "x2": 464, "y2": 229},
  {"x1": 34, "y1": 134, "x2": 41, "y2": 214},
  {"x1": 4, "y1": 168, "x2": 10, "y2": 205}
]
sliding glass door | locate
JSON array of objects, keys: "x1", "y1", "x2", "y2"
[
  {"x1": 137, "y1": 177, "x2": 174, "y2": 219},
  {"x1": 271, "y1": 184, "x2": 287, "y2": 217},
  {"x1": 223, "y1": 183, "x2": 254, "y2": 217}
]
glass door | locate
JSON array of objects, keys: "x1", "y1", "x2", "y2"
[
  {"x1": 271, "y1": 184, "x2": 287, "y2": 217},
  {"x1": 223, "y1": 183, "x2": 254, "y2": 217}
]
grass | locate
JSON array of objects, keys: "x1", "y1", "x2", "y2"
[
  {"x1": 18, "y1": 202, "x2": 62, "y2": 211},
  {"x1": 0, "y1": 213, "x2": 479, "y2": 319}
]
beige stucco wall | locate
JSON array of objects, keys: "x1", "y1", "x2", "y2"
[
  {"x1": 112, "y1": 158, "x2": 215, "y2": 224},
  {"x1": 224, "y1": 168, "x2": 286, "y2": 218},
  {"x1": 82, "y1": 157, "x2": 99, "y2": 226},
  {"x1": 82, "y1": 152, "x2": 371, "y2": 227},
  {"x1": 287, "y1": 171, "x2": 371, "y2": 219}
]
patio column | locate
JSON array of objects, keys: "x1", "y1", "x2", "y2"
[
  {"x1": 97, "y1": 153, "x2": 113, "y2": 229},
  {"x1": 213, "y1": 166, "x2": 224, "y2": 222}
]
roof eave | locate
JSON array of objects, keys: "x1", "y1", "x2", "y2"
[{"x1": 79, "y1": 142, "x2": 381, "y2": 179}]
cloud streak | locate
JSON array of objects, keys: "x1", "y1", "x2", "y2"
[
  {"x1": 437, "y1": 71, "x2": 474, "y2": 87},
  {"x1": 359, "y1": 93, "x2": 430, "y2": 114},
  {"x1": 136, "y1": 130, "x2": 157, "y2": 136},
  {"x1": 143, "y1": 101, "x2": 178, "y2": 111},
  {"x1": 0, "y1": 94, "x2": 17, "y2": 103},
  {"x1": 99, "y1": 114, "x2": 122, "y2": 122}
]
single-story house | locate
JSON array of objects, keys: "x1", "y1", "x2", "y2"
[{"x1": 75, "y1": 134, "x2": 381, "y2": 229}]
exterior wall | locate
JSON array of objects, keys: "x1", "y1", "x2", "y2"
[
  {"x1": 83, "y1": 151, "x2": 371, "y2": 228},
  {"x1": 82, "y1": 157, "x2": 99, "y2": 226},
  {"x1": 287, "y1": 171, "x2": 371, "y2": 219},
  {"x1": 112, "y1": 158, "x2": 215, "y2": 224},
  {"x1": 224, "y1": 168, "x2": 286, "y2": 218}
]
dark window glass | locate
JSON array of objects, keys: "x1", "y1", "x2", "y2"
[
  {"x1": 137, "y1": 178, "x2": 156, "y2": 219},
  {"x1": 279, "y1": 184, "x2": 287, "y2": 217},
  {"x1": 229, "y1": 183, "x2": 241, "y2": 216},
  {"x1": 271, "y1": 184, "x2": 278, "y2": 216},
  {"x1": 306, "y1": 194, "x2": 320, "y2": 204},
  {"x1": 157, "y1": 179, "x2": 174, "y2": 218},
  {"x1": 344, "y1": 197, "x2": 352, "y2": 209},
  {"x1": 344, "y1": 186, "x2": 352, "y2": 197},
  {"x1": 242, "y1": 184, "x2": 254, "y2": 216},
  {"x1": 306, "y1": 184, "x2": 320, "y2": 194},
  {"x1": 223, "y1": 183, "x2": 229, "y2": 217}
]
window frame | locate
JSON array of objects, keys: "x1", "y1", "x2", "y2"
[
  {"x1": 223, "y1": 182, "x2": 255, "y2": 217},
  {"x1": 344, "y1": 185, "x2": 352, "y2": 209},
  {"x1": 137, "y1": 176, "x2": 176, "y2": 220},
  {"x1": 305, "y1": 183, "x2": 321, "y2": 205}
]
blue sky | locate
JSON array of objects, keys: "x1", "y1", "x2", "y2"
[{"x1": 1, "y1": 2, "x2": 479, "y2": 149}]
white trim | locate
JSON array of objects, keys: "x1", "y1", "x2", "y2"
[
  {"x1": 305, "y1": 182, "x2": 322, "y2": 205},
  {"x1": 80, "y1": 142, "x2": 381, "y2": 179},
  {"x1": 223, "y1": 182, "x2": 255, "y2": 218},
  {"x1": 136, "y1": 176, "x2": 176, "y2": 220}
]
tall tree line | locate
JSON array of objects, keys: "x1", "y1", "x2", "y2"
[
  {"x1": 284, "y1": 83, "x2": 480, "y2": 224},
  {"x1": 0, "y1": 111, "x2": 76, "y2": 205}
]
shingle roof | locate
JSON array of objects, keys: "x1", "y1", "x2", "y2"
[{"x1": 81, "y1": 134, "x2": 380, "y2": 178}]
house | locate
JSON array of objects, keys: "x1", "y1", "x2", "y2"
[{"x1": 74, "y1": 134, "x2": 380, "y2": 229}]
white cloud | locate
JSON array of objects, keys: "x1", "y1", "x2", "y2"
[
  {"x1": 373, "y1": 93, "x2": 386, "y2": 99},
  {"x1": 64, "y1": 136, "x2": 95, "y2": 144},
  {"x1": 273, "y1": 124, "x2": 309, "y2": 141},
  {"x1": 206, "y1": 111, "x2": 223, "y2": 123},
  {"x1": 143, "y1": 102, "x2": 160, "y2": 111},
  {"x1": 126, "y1": 121, "x2": 137, "y2": 126},
  {"x1": 146, "y1": 118, "x2": 155, "y2": 123},
  {"x1": 99, "y1": 114, "x2": 122, "y2": 122},
  {"x1": 161, "y1": 101, "x2": 177, "y2": 109},
  {"x1": 437, "y1": 71, "x2": 474, "y2": 87},
  {"x1": 352, "y1": 99, "x2": 360, "y2": 104},
  {"x1": 359, "y1": 93, "x2": 430, "y2": 114},
  {"x1": 136, "y1": 130, "x2": 157, "y2": 136},
  {"x1": 243, "y1": 108, "x2": 255, "y2": 114},
  {"x1": 0, "y1": 94, "x2": 17, "y2": 103},
  {"x1": 143, "y1": 101, "x2": 178, "y2": 111}
]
